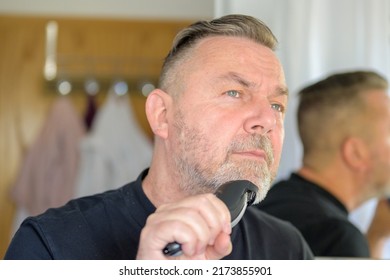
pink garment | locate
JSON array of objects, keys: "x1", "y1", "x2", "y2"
[{"x1": 11, "y1": 97, "x2": 85, "y2": 215}]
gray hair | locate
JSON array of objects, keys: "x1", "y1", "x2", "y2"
[
  {"x1": 159, "y1": 14, "x2": 278, "y2": 93},
  {"x1": 298, "y1": 70, "x2": 388, "y2": 162}
]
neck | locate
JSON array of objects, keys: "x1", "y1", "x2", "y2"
[{"x1": 142, "y1": 168, "x2": 187, "y2": 208}]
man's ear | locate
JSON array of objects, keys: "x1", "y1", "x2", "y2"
[
  {"x1": 145, "y1": 89, "x2": 172, "y2": 139},
  {"x1": 342, "y1": 136, "x2": 370, "y2": 172}
]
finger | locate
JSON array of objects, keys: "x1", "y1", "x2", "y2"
[
  {"x1": 155, "y1": 208, "x2": 213, "y2": 254},
  {"x1": 197, "y1": 194, "x2": 232, "y2": 236},
  {"x1": 204, "y1": 232, "x2": 232, "y2": 260},
  {"x1": 158, "y1": 194, "x2": 231, "y2": 241},
  {"x1": 137, "y1": 219, "x2": 199, "y2": 259},
  {"x1": 138, "y1": 193, "x2": 232, "y2": 259},
  {"x1": 178, "y1": 194, "x2": 231, "y2": 247}
]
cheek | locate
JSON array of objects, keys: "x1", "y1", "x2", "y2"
[
  {"x1": 270, "y1": 126, "x2": 285, "y2": 166},
  {"x1": 382, "y1": 141, "x2": 390, "y2": 166},
  {"x1": 276, "y1": 120, "x2": 285, "y2": 143},
  {"x1": 196, "y1": 110, "x2": 241, "y2": 142},
  {"x1": 378, "y1": 134, "x2": 390, "y2": 161},
  {"x1": 180, "y1": 114, "x2": 228, "y2": 157},
  {"x1": 370, "y1": 137, "x2": 390, "y2": 173}
]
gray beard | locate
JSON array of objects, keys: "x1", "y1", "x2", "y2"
[{"x1": 172, "y1": 110, "x2": 275, "y2": 204}]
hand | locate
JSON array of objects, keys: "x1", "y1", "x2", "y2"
[
  {"x1": 366, "y1": 198, "x2": 390, "y2": 259},
  {"x1": 136, "y1": 193, "x2": 232, "y2": 260}
]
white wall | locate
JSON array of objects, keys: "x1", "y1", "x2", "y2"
[{"x1": 0, "y1": 0, "x2": 214, "y2": 20}]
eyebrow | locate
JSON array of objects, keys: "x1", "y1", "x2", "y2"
[
  {"x1": 217, "y1": 71, "x2": 289, "y2": 97},
  {"x1": 217, "y1": 71, "x2": 257, "y2": 89},
  {"x1": 274, "y1": 86, "x2": 289, "y2": 98}
]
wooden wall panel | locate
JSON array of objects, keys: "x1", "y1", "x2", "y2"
[{"x1": 0, "y1": 15, "x2": 192, "y2": 258}]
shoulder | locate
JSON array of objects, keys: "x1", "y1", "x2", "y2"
[
  {"x1": 36, "y1": 185, "x2": 129, "y2": 224},
  {"x1": 258, "y1": 174, "x2": 346, "y2": 224},
  {"x1": 37, "y1": 184, "x2": 135, "y2": 238},
  {"x1": 6, "y1": 183, "x2": 134, "y2": 259},
  {"x1": 302, "y1": 217, "x2": 369, "y2": 257}
]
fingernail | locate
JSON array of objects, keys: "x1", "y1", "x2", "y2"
[{"x1": 227, "y1": 241, "x2": 233, "y2": 254}]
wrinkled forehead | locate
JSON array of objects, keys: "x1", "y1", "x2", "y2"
[{"x1": 190, "y1": 36, "x2": 285, "y2": 82}]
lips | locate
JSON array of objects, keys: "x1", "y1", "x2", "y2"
[{"x1": 233, "y1": 150, "x2": 266, "y2": 161}]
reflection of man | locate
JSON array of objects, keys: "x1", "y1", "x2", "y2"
[
  {"x1": 5, "y1": 14, "x2": 313, "y2": 260},
  {"x1": 258, "y1": 71, "x2": 390, "y2": 258}
]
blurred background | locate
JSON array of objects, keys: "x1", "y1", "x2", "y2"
[{"x1": 0, "y1": 0, "x2": 389, "y2": 258}]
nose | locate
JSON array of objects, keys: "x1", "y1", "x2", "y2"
[{"x1": 243, "y1": 103, "x2": 277, "y2": 135}]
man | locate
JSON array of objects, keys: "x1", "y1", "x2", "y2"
[
  {"x1": 258, "y1": 71, "x2": 390, "y2": 259},
  {"x1": 5, "y1": 14, "x2": 313, "y2": 260}
]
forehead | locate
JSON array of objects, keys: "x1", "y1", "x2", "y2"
[
  {"x1": 192, "y1": 36, "x2": 282, "y2": 70},
  {"x1": 183, "y1": 36, "x2": 286, "y2": 88}
]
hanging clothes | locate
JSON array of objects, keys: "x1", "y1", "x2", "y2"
[
  {"x1": 11, "y1": 96, "x2": 86, "y2": 217},
  {"x1": 74, "y1": 90, "x2": 153, "y2": 198},
  {"x1": 84, "y1": 94, "x2": 98, "y2": 131}
]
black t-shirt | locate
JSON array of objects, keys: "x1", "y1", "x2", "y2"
[
  {"x1": 257, "y1": 173, "x2": 370, "y2": 258},
  {"x1": 5, "y1": 170, "x2": 313, "y2": 260}
]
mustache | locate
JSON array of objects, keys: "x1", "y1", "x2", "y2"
[{"x1": 227, "y1": 134, "x2": 274, "y2": 166}]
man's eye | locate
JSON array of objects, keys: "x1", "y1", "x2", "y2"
[
  {"x1": 226, "y1": 90, "x2": 240, "y2": 98},
  {"x1": 271, "y1": 103, "x2": 284, "y2": 112}
]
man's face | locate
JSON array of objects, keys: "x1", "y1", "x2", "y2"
[
  {"x1": 365, "y1": 90, "x2": 390, "y2": 197},
  {"x1": 168, "y1": 36, "x2": 288, "y2": 203}
]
